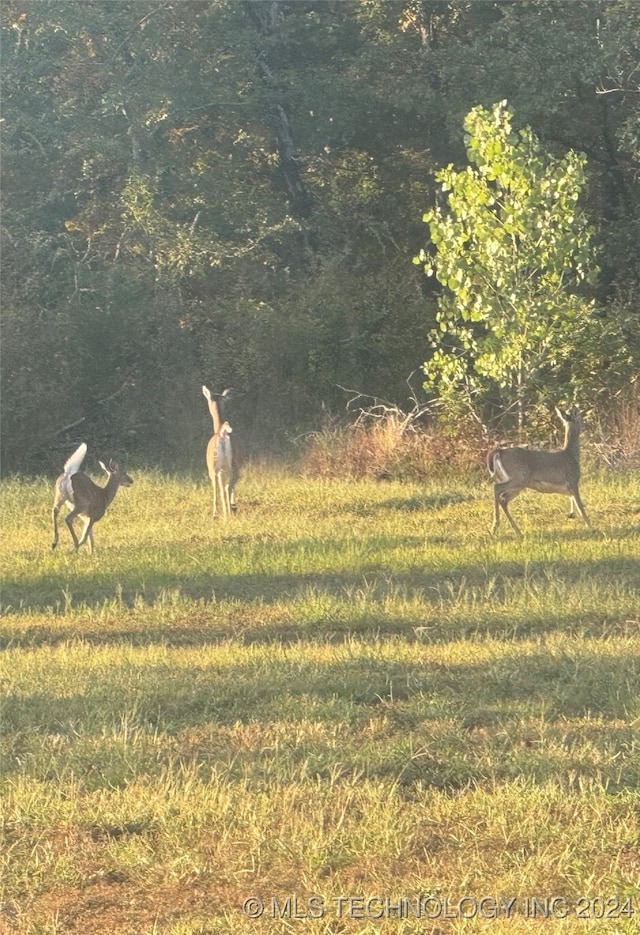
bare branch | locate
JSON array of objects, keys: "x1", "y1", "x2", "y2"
[
  {"x1": 336, "y1": 379, "x2": 434, "y2": 435},
  {"x1": 49, "y1": 382, "x2": 131, "y2": 439}
]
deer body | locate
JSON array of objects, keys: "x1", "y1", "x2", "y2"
[
  {"x1": 487, "y1": 408, "x2": 589, "y2": 536},
  {"x1": 203, "y1": 385, "x2": 237, "y2": 518},
  {"x1": 206, "y1": 422, "x2": 234, "y2": 519},
  {"x1": 51, "y1": 443, "x2": 133, "y2": 553}
]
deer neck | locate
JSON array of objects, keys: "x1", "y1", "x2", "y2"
[
  {"x1": 563, "y1": 423, "x2": 581, "y2": 461},
  {"x1": 210, "y1": 399, "x2": 221, "y2": 434},
  {"x1": 102, "y1": 474, "x2": 120, "y2": 507}
]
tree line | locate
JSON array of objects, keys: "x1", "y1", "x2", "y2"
[{"x1": 2, "y1": 0, "x2": 638, "y2": 474}]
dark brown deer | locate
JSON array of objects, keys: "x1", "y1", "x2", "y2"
[
  {"x1": 51, "y1": 443, "x2": 133, "y2": 553},
  {"x1": 487, "y1": 407, "x2": 590, "y2": 537}
]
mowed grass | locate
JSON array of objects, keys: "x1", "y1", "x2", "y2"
[{"x1": 1, "y1": 464, "x2": 639, "y2": 934}]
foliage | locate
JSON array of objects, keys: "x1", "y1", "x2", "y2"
[
  {"x1": 1, "y1": 2, "x2": 640, "y2": 471},
  {"x1": 416, "y1": 101, "x2": 602, "y2": 425}
]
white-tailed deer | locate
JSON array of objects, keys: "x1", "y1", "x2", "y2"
[
  {"x1": 51, "y1": 443, "x2": 133, "y2": 553},
  {"x1": 203, "y1": 385, "x2": 237, "y2": 519},
  {"x1": 487, "y1": 407, "x2": 590, "y2": 537}
]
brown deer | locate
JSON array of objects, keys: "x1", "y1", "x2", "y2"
[
  {"x1": 202, "y1": 385, "x2": 237, "y2": 519},
  {"x1": 487, "y1": 407, "x2": 590, "y2": 537},
  {"x1": 51, "y1": 442, "x2": 133, "y2": 553}
]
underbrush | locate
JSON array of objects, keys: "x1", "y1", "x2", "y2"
[
  {"x1": 590, "y1": 387, "x2": 640, "y2": 468},
  {"x1": 301, "y1": 388, "x2": 640, "y2": 480},
  {"x1": 300, "y1": 414, "x2": 487, "y2": 480}
]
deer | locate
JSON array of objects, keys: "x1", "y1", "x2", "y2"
[
  {"x1": 202, "y1": 385, "x2": 237, "y2": 519},
  {"x1": 487, "y1": 407, "x2": 590, "y2": 537},
  {"x1": 51, "y1": 442, "x2": 133, "y2": 553}
]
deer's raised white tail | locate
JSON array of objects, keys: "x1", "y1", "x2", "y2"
[
  {"x1": 487, "y1": 407, "x2": 590, "y2": 537},
  {"x1": 51, "y1": 443, "x2": 133, "y2": 553}
]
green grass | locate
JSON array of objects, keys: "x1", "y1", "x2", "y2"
[{"x1": 1, "y1": 465, "x2": 639, "y2": 933}]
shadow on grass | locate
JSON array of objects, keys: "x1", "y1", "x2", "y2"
[
  {"x1": 3, "y1": 649, "x2": 639, "y2": 792},
  {"x1": 0, "y1": 605, "x2": 636, "y2": 654},
  {"x1": 2, "y1": 531, "x2": 637, "y2": 616}
]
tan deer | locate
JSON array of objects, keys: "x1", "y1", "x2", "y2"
[
  {"x1": 51, "y1": 442, "x2": 133, "y2": 553},
  {"x1": 487, "y1": 407, "x2": 590, "y2": 537},
  {"x1": 203, "y1": 385, "x2": 237, "y2": 519}
]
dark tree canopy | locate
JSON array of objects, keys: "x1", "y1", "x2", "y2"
[{"x1": 1, "y1": 0, "x2": 638, "y2": 472}]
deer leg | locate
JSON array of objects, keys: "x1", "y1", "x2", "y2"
[
  {"x1": 217, "y1": 472, "x2": 230, "y2": 519},
  {"x1": 211, "y1": 476, "x2": 218, "y2": 519},
  {"x1": 493, "y1": 482, "x2": 522, "y2": 537},
  {"x1": 51, "y1": 501, "x2": 62, "y2": 550},
  {"x1": 501, "y1": 492, "x2": 523, "y2": 538},
  {"x1": 65, "y1": 510, "x2": 81, "y2": 550},
  {"x1": 492, "y1": 483, "x2": 502, "y2": 533},
  {"x1": 568, "y1": 487, "x2": 590, "y2": 527},
  {"x1": 229, "y1": 469, "x2": 238, "y2": 513},
  {"x1": 77, "y1": 518, "x2": 94, "y2": 552},
  {"x1": 224, "y1": 479, "x2": 232, "y2": 518}
]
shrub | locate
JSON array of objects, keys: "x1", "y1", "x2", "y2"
[
  {"x1": 300, "y1": 385, "x2": 640, "y2": 480},
  {"x1": 300, "y1": 412, "x2": 488, "y2": 480}
]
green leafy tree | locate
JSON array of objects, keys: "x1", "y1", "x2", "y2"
[{"x1": 415, "y1": 101, "x2": 600, "y2": 427}]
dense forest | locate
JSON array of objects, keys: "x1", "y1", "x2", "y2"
[{"x1": 2, "y1": 0, "x2": 639, "y2": 474}]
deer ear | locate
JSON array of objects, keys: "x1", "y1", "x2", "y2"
[
  {"x1": 109, "y1": 459, "x2": 118, "y2": 472},
  {"x1": 99, "y1": 460, "x2": 108, "y2": 473}
]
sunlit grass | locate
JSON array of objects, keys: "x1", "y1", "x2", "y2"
[{"x1": 1, "y1": 464, "x2": 639, "y2": 933}]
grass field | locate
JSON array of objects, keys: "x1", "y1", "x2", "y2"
[{"x1": 1, "y1": 464, "x2": 639, "y2": 934}]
